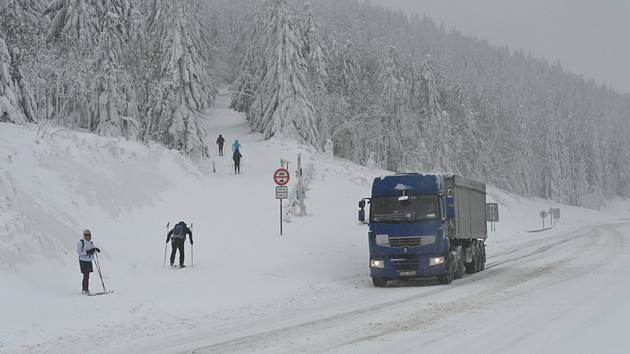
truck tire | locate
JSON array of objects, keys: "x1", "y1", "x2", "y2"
[
  {"x1": 479, "y1": 244, "x2": 486, "y2": 271},
  {"x1": 439, "y1": 255, "x2": 455, "y2": 284},
  {"x1": 372, "y1": 277, "x2": 387, "y2": 287},
  {"x1": 465, "y1": 242, "x2": 479, "y2": 274},
  {"x1": 454, "y1": 256, "x2": 465, "y2": 279}
]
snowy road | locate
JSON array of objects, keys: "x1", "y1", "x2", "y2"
[{"x1": 142, "y1": 222, "x2": 630, "y2": 354}]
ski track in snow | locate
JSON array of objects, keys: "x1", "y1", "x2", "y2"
[{"x1": 1, "y1": 91, "x2": 630, "y2": 354}]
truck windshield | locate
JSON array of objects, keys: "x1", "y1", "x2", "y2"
[{"x1": 370, "y1": 195, "x2": 439, "y2": 223}]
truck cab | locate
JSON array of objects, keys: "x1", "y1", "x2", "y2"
[{"x1": 359, "y1": 173, "x2": 487, "y2": 287}]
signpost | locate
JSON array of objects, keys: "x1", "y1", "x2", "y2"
[
  {"x1": 550, "y1": 208, "x2": 561, "y2": 225},
  {"x1": 540, "y1": 210, "x2": 548, "y2": 229},
  {"x1": 274, "y1": 168, "x2": 290, "y2": 235},
  {"x1": 486, "y1": 203, "x2": 499, "y2": 232}
]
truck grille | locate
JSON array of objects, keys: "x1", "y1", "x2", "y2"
[
  {"x1": 389, "y1": 236, "x2": 422, "y2": 248},
  {"x1": 390, "y1": 256, "x2": 420, "y2": 272}
]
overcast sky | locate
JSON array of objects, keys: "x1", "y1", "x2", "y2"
[{"x1": 370, "y1": 0, "x2": 630, "y2": 94}]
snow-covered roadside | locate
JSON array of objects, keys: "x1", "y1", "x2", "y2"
[{"x1": 1, "y1": 93, "x2": 629, "y2": 353}]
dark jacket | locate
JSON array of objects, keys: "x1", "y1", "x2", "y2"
[
  {"x1": 166, "y1": 222, "x2": 193, "y2": 243},
  {"x1": 216, "y1": 135, "x2": 225, "y2": 146},
  {"x1": 233, "y1": 149, "x2": 242, "y2": 162}
]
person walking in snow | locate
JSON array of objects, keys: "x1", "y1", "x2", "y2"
[
  {"x1": 233, "y1": 149, "x2": 243, "y2": 174},
  {"x1": 232, "y1": 139, "x2": 241, "y2": 152},
  {"x1": 77, "y1": 229, "x2": 100, "y2": 295},
  {"x1": 216, "y1": 134, "x2": 225, "y2": 156},
  {"x1": 166, "y1": 221, "x2": 193, "y2": 267}
]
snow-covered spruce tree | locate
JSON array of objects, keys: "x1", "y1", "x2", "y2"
[
  {"x1": 0, "y1": 0, "x2": 47, "y2": 124},
  {"x1": 230, "y1": 2, "x2": 267, "y2": 113},
  {"x1": 45, "y1": 0, "x2": 102, "y2": 46},
  {"x1": 300, "y1": 2, "x2": 334, "y2": 141},
  {"x1": 43, "y1": 0, "x2": 101, "y2": 128},
  {"x1": 415, "y1": 55, "x2": 453, "y2": 172},
  {"x1": 88, "y1": 5, "x2": 139, "y2": 139},
  {"x1": 0, "y1": 32, "x2": 30, "y2": 124},
  {"x1": 246, "y1": 0, "x2": 321, "y2": 147},
  {"x1": 301, "y1": 2, "x2": 328, "y2": 91},
  {"x1": 144, "y1": 0, "x2": 216, "y2": 159}
]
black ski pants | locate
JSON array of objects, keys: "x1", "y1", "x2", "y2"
[
  {"x1": 218, "y1": 144, "x2": 224, "y2": 156},
  {"x1": 170, "y1": 238, "x2": 185, "y2": 266},
  {"x1": 234, "y1": 160, "x2": 241, "y2": 174}
]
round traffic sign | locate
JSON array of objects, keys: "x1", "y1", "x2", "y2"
[{"x1": 274, "y1": 168, "x2": 290, "y2": 186}]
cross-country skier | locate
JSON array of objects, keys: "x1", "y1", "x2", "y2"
[
  {"x1": 232, "y1": 139, "x2": 241, "y2": 152},
  {"x1": 76, "y1": 229, "x2": 100, "y2": 295},
  {"x1": 216, "y1": 134, "x2": 225, "y2": 156},
  {"x1": 233, "y1": 149, "x2": 243, "y2": 174},
  {"x1": 166, "y1": 221, "x2": 193, "y2": 267}
]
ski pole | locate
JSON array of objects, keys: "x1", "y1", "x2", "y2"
[
  {"x1": 94, "y1": 252, "x2": 107, "y2": 293},
  {"x1": 163, "y1": 222, "x2": 170, "y2": 267},
  {"x1": 190, "y1": 223, "x2": 194, "y2": 267}
]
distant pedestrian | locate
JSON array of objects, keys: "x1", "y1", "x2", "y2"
[
  {"x1": 216, "y1": 134, "x2": 225, "y2": 156},
  {"x1": 76, "y1": 229, "x2": 100, "y2": 295},
  {"x1": 166, "y1": 221, "x2": 193, "y2": 267},
  {"x1": 233, "y1": 149, "x2": 243, "y2": 174},
  {"x1": 232, "y1": 139, "x2": 241, "y2": 152}
]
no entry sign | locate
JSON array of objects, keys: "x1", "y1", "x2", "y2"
[{"x1": 274, "y1": 168, "x2": 290, "y2": 186}]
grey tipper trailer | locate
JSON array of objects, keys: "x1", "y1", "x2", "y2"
[{"x1": 442, "y1": 174, "x2": 488, "y2": 240}]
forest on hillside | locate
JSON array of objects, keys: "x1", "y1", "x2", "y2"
[{"x1": 1, "y1": 0, "x2": 629, "y2": 207}]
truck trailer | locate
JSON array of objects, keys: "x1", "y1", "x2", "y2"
[{"x1": 358, "y1": 173, "x2": 487, "y2": 286}]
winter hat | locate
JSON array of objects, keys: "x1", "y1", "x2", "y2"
[{"x1": 83, "y1": 229, "x2": 91, "y2": 237}]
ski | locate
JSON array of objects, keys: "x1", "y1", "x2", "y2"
[
  {"x1": 170, "y1": 265, "x2": 186, "y2": 270},
  {"x1": 87, "y1": 290, "x2": 113, "y2": 296}
]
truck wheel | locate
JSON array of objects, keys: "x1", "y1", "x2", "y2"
[
  {"x1": 438, "y1": 268, "x2": 454, "y2": 285},
  {"x1": 465, "y1": 242, "x2": 479, "y2": 274},
  {"x1": 479, "y1": 244, "x2": 486, "y2": 271},
  {"x1": 454, "y1": 257, "x2": 465, "y2": 279},
  {"x1": 439, "y1": 255, "x2": 455, "y2": 284},
  {"x1": 372, "y1": 277, "x2": 388, "y2": 287}
]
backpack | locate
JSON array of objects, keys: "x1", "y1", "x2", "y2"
[{"x1": 173, "y1": 223, "x2": 186, "y2": 240}]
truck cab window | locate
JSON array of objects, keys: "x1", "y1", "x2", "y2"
[{"x1": 370, "y1": 195, "x2": 439, "y2": 223}]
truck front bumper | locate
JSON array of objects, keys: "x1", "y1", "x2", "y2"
[{"x1": 370, "y1": 254, "x2": 447, "y2": 278}]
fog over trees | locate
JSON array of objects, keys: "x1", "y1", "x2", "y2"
[{"x1": 1, "y1": 0, "x2": 629, "y2": 206}]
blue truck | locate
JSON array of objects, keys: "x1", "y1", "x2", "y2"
[{"x1": 358, "y1": 173, "x2": 487, "y2": 286}]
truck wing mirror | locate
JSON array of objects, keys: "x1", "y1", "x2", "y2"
[
  {"x1": 358, "y1": 209, "x2": 366, "y2": 223},
  {"x1": 359, "y1": 200, "x2": 366, "y2": 209}
]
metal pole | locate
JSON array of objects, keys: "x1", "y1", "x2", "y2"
[
  {"x1": 163, "y1": 222, "x2": 169, "y2": 267},
  {"x1": 280, "y1": 200, "x2": 283, "y2": 236},
  {"x1": 94, "y1": 253, "x2": 107, "y2": 293}
]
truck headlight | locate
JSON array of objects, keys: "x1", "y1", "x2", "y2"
[
  {"x1": 370, "y1": 259, "x2": 385, "y2": 268},
  {"x1": 429, "y1": 256, "x2": 445, "y2": 266}
]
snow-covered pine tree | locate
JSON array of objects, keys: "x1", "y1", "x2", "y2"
[
  {"x1": 0, "y1": 32, "x2": 29, "y2": 124},
  {"x1": 301, "y1": 2, "x2": 328, "y2": 91},
  {"x1": 88, "y1": 3, "x2": 139, "y2": 139},
  {"x1": 1, "y1": 0, "x2": 47, "y2": 123},
  {"x1": 300, "y1": 2, "x2": 333, "y2": 141},
  {"x1": 246, "y1": 0, "x2": 321, "y2": 147},
  {"x1": 230, "y1": 2, "x2": 267, "y2": 113},
  {"x1": 144, "y1": 0, "x2": 216, "y2": 159},
  {"x1": 45, "y1": 0, "x2": 102, "y2": 46},
  {"x1": 372, "y1": 46, "x2": 408, "y2": 171},
  {"x1": 416, "y1": 55, "x2": 452, "y2": 172}
]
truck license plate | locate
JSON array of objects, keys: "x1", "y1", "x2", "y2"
[{"x1": 399, "y1": 271, "x2": 416, "y2": 276}]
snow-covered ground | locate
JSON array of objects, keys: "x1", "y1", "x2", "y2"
[{"x1": 1, "y1": 92, "x2": 629, "y2": 354}]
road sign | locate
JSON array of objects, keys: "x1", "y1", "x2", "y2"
[
  {"x1": 276, "y1": 186, "x2": 288, "y2": 199},
  {"x1": 274, "y1": 168, "x2": 290, "y2": 186},
  {"x1": 539, "y1": 211, "x2": 548, "y2": 218},
  {"x1": 486, "y1": 203, "x2": 499, "y2": 222}
]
